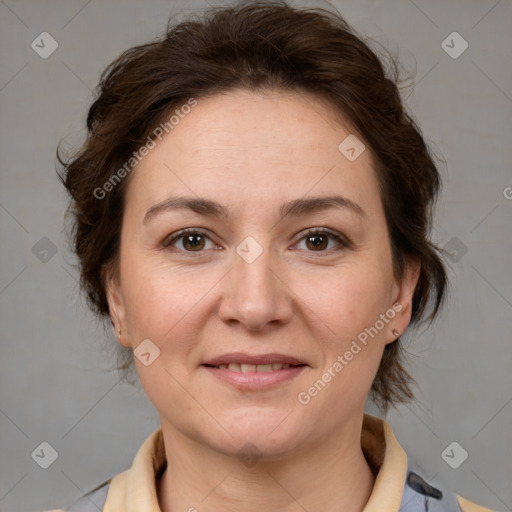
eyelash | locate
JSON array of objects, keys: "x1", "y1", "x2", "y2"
[{"x1": 162, "y1": 227, "x2": 350, "y2": 256}]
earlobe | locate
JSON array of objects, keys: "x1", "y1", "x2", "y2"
[
  {"x1": 103, "y1": 263, "x2": 130, "y2": 348},
  {"x1": 388, "y1": 256, "x2": 421, "y2": 343}
]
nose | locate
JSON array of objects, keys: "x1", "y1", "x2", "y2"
[{"x1": 217, "y1": 243, "x2": 294, "y2": 331}]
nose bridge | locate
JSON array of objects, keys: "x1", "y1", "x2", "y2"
[{"x1": 219, "y1": 235, "x2": 290, "y2": 329}]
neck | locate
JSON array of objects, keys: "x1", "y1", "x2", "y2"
[{"x1": 157, "y1": 416, "x2": 376, "y2": 512}]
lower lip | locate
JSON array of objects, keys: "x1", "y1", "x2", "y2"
[{"x1": 201, "y1": 365, "x2": 307, "y2": 390}]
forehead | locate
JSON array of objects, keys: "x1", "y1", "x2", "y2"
[{"x1": 124, "y1": 88, "x2": 382, "y2": 220}]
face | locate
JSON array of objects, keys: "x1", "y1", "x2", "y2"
[{"x1": 106, "y1": 88, "x2": 419, "y2": 458}]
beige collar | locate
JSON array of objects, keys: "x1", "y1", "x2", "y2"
[{"x1": 104, "y1": 413, "x2": 408, "y2": 512}]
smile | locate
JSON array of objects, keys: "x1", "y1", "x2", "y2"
[
  {"x1": 201, "y1": 362, "x2": 307, "y2": 390},
  {"x1": 204, "y1": 362, "x2": 299, "y2": 372}
]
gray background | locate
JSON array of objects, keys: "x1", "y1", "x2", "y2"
[{"x1": 0, "y1": 0, "x2": 511, "y2": 511}]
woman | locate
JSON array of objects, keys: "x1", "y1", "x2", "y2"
[{"x1": 48, "y1": 1, "x2": 495, "y2": 511}]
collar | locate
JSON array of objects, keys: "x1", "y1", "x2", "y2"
[{"x1": 103, "y1": 413, "x2": 408, "y2": 512}]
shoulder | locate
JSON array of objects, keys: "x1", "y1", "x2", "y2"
[
  {"x1": 457, "y1": 494, "x2": 497, "y2": 512},
  {"x1": 41, "y1": 472, "x2": 498, "y2": 512},
  {"x1": 401, "y1": 466, "x2": 498, "y2": 512}
]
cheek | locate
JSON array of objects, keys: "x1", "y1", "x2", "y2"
[
  {"x1": 299, "y1": 262, "x2": 393, "y2": 338},
  {"x1": 120, "y1": 252, "x2": 215, "y2": 343},
  {"x1": 299, "y1": 267, "x2": 391, "y2": 403}
]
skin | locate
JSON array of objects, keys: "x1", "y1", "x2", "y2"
[{"x1": 106, "y1": 88, "x2": 420, "y2": 512}]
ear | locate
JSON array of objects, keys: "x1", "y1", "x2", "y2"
[
  {"x1": 387, "y1": 255, "x2": 421, "y2": 344},
  {"x1": 103, "y1": 262, "x2": 131, "y2": 348}
]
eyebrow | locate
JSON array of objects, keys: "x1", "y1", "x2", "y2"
[{"x1": 143, "y1": 194, "x2": 366, "y2": 224}]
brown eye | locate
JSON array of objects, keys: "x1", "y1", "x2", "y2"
[
  {"x1": 305, "y1": 233, "x2": 329, "y2": 251},
  {"x1": 163, "y1": 229, "x2": 214, "y2": 253},
  {"x1": 295, "y1": 229, "x2": 347, "y2": 253},
  {"x1": 181, "y1": 233, "x2": 206, "y2": 251}
]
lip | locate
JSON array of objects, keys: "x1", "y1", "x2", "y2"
[
  {"x1": 202, "y1": 352, "x2": 307, "y2": 366},
  {"x1": 202, "y1": 365, "x2": 307, "y2": 390},
  {"x1": 201, "y1": 352, "x2": 308, "y2": 390}
]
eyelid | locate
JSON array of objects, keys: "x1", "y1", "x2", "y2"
[
  {"x1": 163, "y1": 227, "x2": 351, "y2": 253},
  {"x1": 293, "y1": 227, "x2": 352, "y2": 251},
  {"x1": 162, "y1": 228, "x2": 214, "y2": 249}
]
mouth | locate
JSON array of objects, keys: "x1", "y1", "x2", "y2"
[
  {"x1": 202, "y1": 352, "x2": 308, "y2": 370},
  {"x1": 201, "y1": 352, "x2": 308, "y2": 389},
  {"x1": 203, "y1": 362, "x2": 304, "y2": 372}
]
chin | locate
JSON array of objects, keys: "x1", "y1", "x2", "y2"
[
  {"x1": 206, "y1": 408, "x2": 304, "y2": 456},
  {"x1": 211, "y1": 432, "x2": 302, "y2": 462}
]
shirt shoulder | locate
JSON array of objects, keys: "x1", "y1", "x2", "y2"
[
  {"x1": 457, "y1": 494, "x2": 497, "y2": 512},
  {"x1": 400, "y1": 464, "x2": 498, "y2": 512},
  {"x1": 362, "y1": 414, "x2": 498, "y2": 512}
]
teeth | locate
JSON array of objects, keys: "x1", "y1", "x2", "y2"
[
  {"x1": 214, "y1": 363, "x2": 293, "y2": 372},
  {"x1": 256, "y1": 364, "x2": 273, "y2": 372},
  {"x1": 240, "y1": 363, "x2": 257, "y2": 373}
]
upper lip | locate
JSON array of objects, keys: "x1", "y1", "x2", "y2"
[{"x1": 202, "y1": 352, "x2": 308, "y2": 366}]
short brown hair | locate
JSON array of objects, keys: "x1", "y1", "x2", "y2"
[{"x1": 57, "y1": 0, "x2": 449, "y2": 413}]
